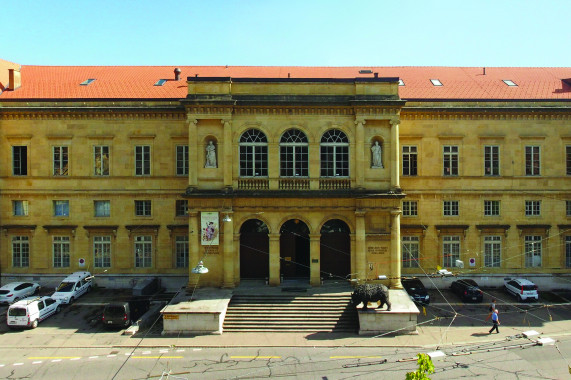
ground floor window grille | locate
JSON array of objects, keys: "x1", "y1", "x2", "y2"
[
  {"x1": 402, "y1": 236, "x2": 420, "y2": 268},
  {"x1": 53, "y1": 236, "x2": 70, "y2": 268},
  {"x1": 135, "y1": 235, "x2": 152, "y2": 268},
  {"x1": 443, "y1": 235, "x2": 460, "y2": 267},
  {"x1": 12, "y1": 236, "x2": 29, "y2": 267},
  {"x1": 524, "y1": 235, "x2": 542, "y2": 267},
  {"x1": 484, "y1": 235, "x2": 501, "y2": 267},
  {"x1": 94, "y1": 236, "x2": 111, "y2": 268},
  {"x1": 175, "y1": 235, "x2": 189, "y2": 268},
  {"x1": 566, "y1": 236, "x2": 571, "y2": 268}
]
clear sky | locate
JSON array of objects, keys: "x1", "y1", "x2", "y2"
[{"x1": 4, "y1": 0, "x2": 570, "y2": 67}]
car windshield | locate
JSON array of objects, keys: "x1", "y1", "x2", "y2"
[
  {"x1": 522, "y1": 285, "x2": 536, "y2": 291},
  {"x1": 105, "y1": 306, "x2": 126, "y2": 317},
  {"x1": 0, "y1": 290, "x2": 10, "y2": 295},
  {"x1": 8, "y1": 308, "x2": 27, "y2": 317},
  {"x1": 404, "y1": 280, "x2": 423, "y2": 290},
  {"x1": 56, "y1": 282, "x2": 75, "y2": 292}
]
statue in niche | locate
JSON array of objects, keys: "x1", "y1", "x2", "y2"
[
  {"x1": 371, "y1": 141, "x2": 383, "y2": 168},
  {"x1": 205, "y1": 140, "x2": 217, "y2": 168}
]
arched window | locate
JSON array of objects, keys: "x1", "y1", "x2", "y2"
[
  {"x1": 320, "y1": 129, "x2": 349, "y2": 177},
  {"x1": 280, "y1": 129, "x2": 308, "y2": 177},
  {"x1": 239, "y1": 129, "x2": 268, "y2": 177}
]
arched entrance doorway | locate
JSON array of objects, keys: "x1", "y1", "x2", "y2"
[
  {"x1": 280, "y1": 219, "x2": 310, "y2": 280},
  {"x1": 239, "y1": 219, "x2": 269, "y2": 279},
  {"x1": 320, "y1": 219, "x2": 351, "y2": 280}
]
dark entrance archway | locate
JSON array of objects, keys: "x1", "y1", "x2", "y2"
[
  {"x1": 280, "y1": 219, "x2": 310, "y2": 279},
  {"x1": 239, "y1": 219, "x2": 269, "y2": 279},
  {"x1": 320, "y1": 219, "x2": 351, "y2": 280}
]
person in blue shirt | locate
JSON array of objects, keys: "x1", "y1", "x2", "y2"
[{"x1": 489, "y1": 309, "x2": 500, "y2": 334}]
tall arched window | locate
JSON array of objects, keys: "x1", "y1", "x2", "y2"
[
  {"x1": 320, "y1": 129, "x2": 349, "y2": 177},
  {"x1": 280, "y1": 129, "x2": 308, "y2": 177},
  {"x1": 239, "y1": 129, "x2": 268, "y2": 177}
]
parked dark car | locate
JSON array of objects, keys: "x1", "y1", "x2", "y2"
[
  {"x1": 102, "y1": 298, "x2": 150, "y2": 328},
  {"x1": 401, "y1": 277, "x2": 430, "y2": 305},
  {"x1": 450, "y1": 279, "x2": 483, "y2": 302}
]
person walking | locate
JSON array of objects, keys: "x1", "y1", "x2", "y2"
[
  {"x1": 488, "y1": 309, "x2": 500, "y2": 334},
  {"x1": 485, "y1": 298, "x2": 497, "y2": 321}
]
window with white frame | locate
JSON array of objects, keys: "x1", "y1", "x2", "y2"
[
  {"x1": 176, "y1": 145, "x2": 189, "y2": 176},
  {"x1": 53, "y1": 200, "x2": 69, "y2": 217},
  {"x1": 93, "y1": 236, "x2": 111, "y2": 268},
  {"x1": 239, "y1": 129, "x2": 268, "y2": 177},
  {"x1": 135, "y1": 200, "x2": 151, "y2": 217},
  {"x1": 135, "y1": 145, "x2": 151, "y2": 176},
  {"x1": 94, "y1": 200, "x2": 110, "y2": 217},
  {"x1": 484, "y1": 235, "x2": 501, "y2": 267},
  {"x1": 566, "y1": 236, "x2": 571, "y2": 268},
  {"x1": 525, "y1": 145, "x2": 540, "y2": 176},
  {"x1": 402, "y1": 201, "x2": 418, "y2": 217},
  {"x1": 402, "y1": 236, "x2": 420, "y2": 268},
  {"x1": 12, "y1": 146, "x2": 28, "y2": 176},
  {"x1": 135, "y1": 235, "x2": 152, "y2": 268},
  {"x1": 443, "y1": 235, "x2": 460, "y2": 267},
  {"x1": 567, "y1": 146, "x2": 571, "y2": 176},
  {"x1": 443, "y1": 145, "x2": 458, "y2": 176},
  {"x1": 280, "y1": 129, "x2": 309, "y2": 177},
  {"x1": 484, "y1": 145, "x2": 500, "y2": 176},
  {"x1": 175, "y1": 235, "x2": 189, "y2": 268},
  {"x1": 566, "y1": 201, "x2": 571, "y2": 217},
  {"x1": 484, "y1": 200, "x2": 500, "y2": 216},
  {"x1": 94, "y1": 145, "x2": 109, "y2": 176},
  {"x1": 176, "y1": 200, "x2": 188, "y2": 217},
  {"x1": 525, "y1": 200, "x2": 541, "y2": 216},
  {"x1": 53, "y1": 146, "x2": 69, "y2": 176},
  {"x1": 320, "y1": 129, "x2": 349, "y2": 177},
  {"x1": 524, "y1": 235, "x2": 542, "y2": 267},
  {"x1": 402, "y1": 146, "x2": 418, "y2": 176},
  {"x1": 12, "y1": 236, "x2": 29, "y2": 268},
  {"x1": 13, "y1": 200, "x2": 29, "y2": 216},
  {"x1": 443, "y1": 200, "x2": 459, "y2": 216},
  {"x1": 53, "y1": 236, "x2": 70, "y2": 268}
]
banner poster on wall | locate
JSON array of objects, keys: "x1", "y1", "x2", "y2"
[{"x1": 201, "y1": 211, "x2": 219, "y2": 246}]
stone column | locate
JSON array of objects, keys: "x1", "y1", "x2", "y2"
[
  {"x1": 390, "y1": 118, "x2": 400, "y2": 190},
  {"x1": 355, "y1": 119, "x2": 366, "y2": 189},
  {"x1": 309, "y1": 233, "x2": 321, "y2": 286},
  {"x1": 222, "y1": 211, "x2": 235, "y2": 288},
  {"x1": 390, "y1": 208, "x2": 403, "y2": 289},
  {"x1": 355, "y1": 210, "x2": 366, "y2": 283},
  {"x1": 187, "y1": 117, "x2": 198, "y2": 188},
  {"x1": 269, "y1": 233, "x2": 281, "y2": 286},
  {"x1": 187, "y1": 210, "x2": 200, "y2": 288},
  {"x1": 222, "y1": 119, "x2": 233, "y2": 188}
]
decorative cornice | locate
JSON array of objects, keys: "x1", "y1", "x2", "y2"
[
  {"x1": 401, "y1": 111, "x2": 571, "y2": 121},
  {"x1": 0, "y1": 111, "x2": 186, "y2": 121}
]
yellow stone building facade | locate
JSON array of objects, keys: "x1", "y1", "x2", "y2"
[{"x1": 1, "y1": 64, "x2": 570, "y2": 289}]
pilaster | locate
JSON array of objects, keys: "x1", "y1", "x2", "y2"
[
  {"x1": 309, "y1": 233, "x2": 321, "y2": 286},
  {"x1": 390, "y1": 208, "x2": 403, "y2": 289},
  {"x1": 390, "y1": 118, "x2": 400, "y2": 190},
  {"x1": 355, "y1": 119, "x2": 366, "y2": 188},
  {"x1": 269, "y1": 233, "x2": 281, "y2": 286},
  {"x1": 222, "y1": 211, "x2": 235, "y2": 288},
  {"x1": 355, "y1": 210, "x2": 366, "y2": 283}
]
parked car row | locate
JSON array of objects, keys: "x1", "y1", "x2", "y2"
[{"x1": 3, "y1": 271, "x2": 93, "y2": 329}]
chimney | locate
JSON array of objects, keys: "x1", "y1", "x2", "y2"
[
  {"x1": 374, "y1": 72, "x2": 379, "y2": 78},
  {"x1": 174, "y1": 68, "x2": 181, "y2": 81},
  {"x1": 483, "y1": 67, "x2": 486, "y2": 75},
  {"x1": 8, "y1": 68, "x2": 21, "y2": 90}
]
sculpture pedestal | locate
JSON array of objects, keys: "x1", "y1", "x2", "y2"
[{"x1": 356, "y1": 289, "x2": 419, "y2": 335}]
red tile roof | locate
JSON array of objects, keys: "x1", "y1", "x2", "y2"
[{"x1": 1, "y1": 65, "x2": 570, "y2": 100}]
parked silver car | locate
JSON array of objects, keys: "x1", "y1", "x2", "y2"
[
  {"x1": 504, "y1": 278, "x2": 539, "y2": 301},
  {"x1": 0, "y1": 282, "x2": 41, "y2": 305}
]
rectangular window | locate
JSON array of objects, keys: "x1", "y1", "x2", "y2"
[
  {"x1": 53, "y1": 200, "x2": 70, "y2": 217},
  {"x1": 484, "y1": 200, "x2": 500, "y2": 216},
  {"x1": 484, "y1": 236, "x2": 501, "y2": 267},
  {"x1": 484, "y1": 145, "x2": 500, "y2": 176},
  {"x1": 402, "y1": 201, "x2": 418, "y2": 217},
  {"x1": 566, "y1": 236, "x2": 571, "y2": 268},
  {"x1": 402, "y1": 236, "x2": 419, "y2": 268},
  {"x1": 53, "y1": 236, "x2": 71, "y2": 268},
  {"x1": 175, "y1": 200, "x2": 188, "y2": 217},
  {"x1": 567, "y1": 201, "x2": 571, "y2": 217},
  {"x1": 12, "y1": 146, "x2": 28, "y2": 176},
  {"x1": 13, "y1": 200, "x2": 29, "y2": 216},
  {"x1": 525, "y1": 200, "x2": 541, "y2": 216},
  {"x1": 135, "y1": 145, "x2": 151, "y2": 176},
  {"x1": 94, "y1": 146, "x2": 110, "y2": 176},
  {"x1": 94, "y1": 236, "x2": 111, "y2": 268},
  {"x1": 525, "y1": 145, "x2": 540, "y2": 176},
  {"x1": 135, "y1": 200, "x2": 151, "y2": 217},
  {"x1": 12, "y1": 236, "x2": 30, "y2": 268},
  {"x1": 94, "y1": 200, "x2": 110, "y2": 217},
  {"x1": 443, "y1": 235, "x2": 460, "y2": 267},
  {"x1": 176, "y1": 145, "x2": 189, "y2": 176},
  {"x1": 443, "y1": 145, "x2": 458, "y2": 176},
  {"x1": 566, "y1": 146, "x2": 571, "y2": 176},
  {"x1": 135, "y1": 235, "x2": 152, "y2": 268},
  {"x1": 175, "y1": 235, "x2": 189, "y2": 268},
  {"x1": 443, "y1": 200, "x2": 459, "y2": 216},
  {"x1": 524, "y1": 235, "x2": 542, "y2": 267},
  {"x1": 53, "y1": 146, "x2": 69, "y2": 176},
  {"x1": 402, "y1": 146, "x2": 418, "y2": 176}
]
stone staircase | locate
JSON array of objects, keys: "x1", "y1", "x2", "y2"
[{"x1": 222, "y1": 293, "x2": 358, "y2": 332}]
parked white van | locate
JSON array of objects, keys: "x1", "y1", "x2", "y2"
[
  {"x1": 51, "y1": 271, "x2": 92, "y2": 304},
  {"x1": 7, "y1": 296, "x2": 61, "y2": 329}
]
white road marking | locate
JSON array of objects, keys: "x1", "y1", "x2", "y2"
[
  {"x1": 89, "y1": 356, "x2": 99, "y2": 359},
  {"x1": 32, "y1": 361, "x2": 43, "y2": 364},
  {"x1": 14, "y1": 363, "x2": 24, "y2": 366},
  {"x1": 51, "y1": 359, "x2": 62, "y2": 363}
]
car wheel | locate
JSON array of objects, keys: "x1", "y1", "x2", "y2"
[
  {"x1": 55, "y1": 305, "x2": 61, "y2": 314},
  {"x1": 31, "y1": 319, "x2": 38, "y2": 329},
  {"x1": 86, "y1": 286, "x2": 91, "y2": 293},
  {"x1": 518, "y1": 294, "x2": 523, "y2": 302},
  {"x1": 34, "y1": 287, "x2": 40, "y2": 295},
  {"x1": 13, "y1": 297, "x2": 20, "y2": 303},
  {"x1": 69, "y1": 297, "x2": 75, "y2": 304}
]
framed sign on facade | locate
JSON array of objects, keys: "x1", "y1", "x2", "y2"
[{"x1": 201, "y1": 212, "x2": 219, "y2": 246}]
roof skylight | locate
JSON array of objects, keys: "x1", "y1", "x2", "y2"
[
  {"x1": 154, "y1": 79, "x2": 167, "y2": 86},
  {"x1": 503, "y1": 80, "x2": 518, "y2": 87},
  {"x1": 80, "y1": 79, "x2": 96, "y2": 86},
  {"x1": 359, "y1": 69, "x2": 373, "y2": 74},
  {"x1": 398, "y1": 79, "x2": 405, "y2": 86},
  {"x1": 430, "y1": 79, "x2": 443, "y2": 86}
]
